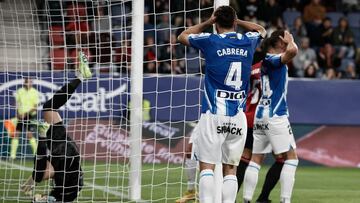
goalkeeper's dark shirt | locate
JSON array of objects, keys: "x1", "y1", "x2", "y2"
[{"x1": 47, "y1": 123, "x2": 83, "y2": 201}]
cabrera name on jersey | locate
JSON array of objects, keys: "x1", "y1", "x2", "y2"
[
  {"x1": 188, "y1": 31, "x2": 261, "y2": 116},
  {"x1": 256, "y1": 54, "x2": 289, "y2": 119}
]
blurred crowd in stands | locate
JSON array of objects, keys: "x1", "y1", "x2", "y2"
[{"x1": 39, "y1": 0, "x2": 360, "y2": 79}]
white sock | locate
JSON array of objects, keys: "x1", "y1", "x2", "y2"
[
  {"x1": 199, "y1": 169, "x2": 215, "y2": 203},
  {"x1": 280, "y1": 159, "x2": 299, "y2": 203},
  {"x1": 222, "y1": 175, "x2": 238, "y2": 203},
  {"x1": 185, "y1": 158, "x2": 197, "y2": 191},
  {"x1": 243, "y1": 161, "x2": 261, "y2": 201}
]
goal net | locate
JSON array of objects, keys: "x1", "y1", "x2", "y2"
[{"x1": 0, "y1": 0, "x2": 214, "y2": 202}]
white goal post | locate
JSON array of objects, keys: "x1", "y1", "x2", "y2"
[
  {"x1": 0, "y1": 0, "x2": 235, "y2": 202},
  {"x1": 129, "y1": 0, "x2": 144, "y2": 201}
]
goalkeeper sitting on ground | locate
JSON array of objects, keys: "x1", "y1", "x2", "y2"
[{"x1": 22, "y1": 51, "x2": 92, "y2": 202}]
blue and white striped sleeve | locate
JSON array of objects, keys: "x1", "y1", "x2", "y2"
[
  {"x1": 188, "y1": 33, "x2": 211, "y2": 51},
  {"x1": 245, "y1": 31, "x2": 262, "y2": 51},
  {"x1": 264, "y1": 54, "x2": 282, "y2": 68}
]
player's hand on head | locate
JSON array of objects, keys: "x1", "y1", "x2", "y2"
[
  {"x1": 208, "y1": 14, "x2": 216, "y2": 25},
  {"x1": 279, "y1": 31, "x2": 294, "y2": 44}
]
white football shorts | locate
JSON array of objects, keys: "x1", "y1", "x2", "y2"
[
  {"x1": 253, "y1": 115, "x2": 296, "y2": 154},
  {"x1": 192, "y1": 111, "x2": 247, "y2": 166}
]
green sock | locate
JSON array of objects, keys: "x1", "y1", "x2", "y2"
[
  {"x1": 10, "y1": 138, "x2": 19, "y2": 159},
  {"x1": 29, "y1": 137, "x2": 37, "y2": 155}
]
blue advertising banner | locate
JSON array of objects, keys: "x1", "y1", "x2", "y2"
[
  {"x1": 0, "y1": 72, "x2": 359, "y2": 125},
  {"x1": 0, "y1": 72, "x2": 128, "y2": 120},
  {"x1": 287, "y1": 79, "x2": 360, "y2": 125}
]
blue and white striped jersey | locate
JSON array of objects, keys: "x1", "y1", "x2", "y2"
[
  {"x1": 188, "y1": 31, "x2": 261, "y2": 116},
  {"x1": 255, "y1": 54, "x2": 289, "y2": 119}
]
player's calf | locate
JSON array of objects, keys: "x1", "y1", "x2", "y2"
[
  {"x1": 199, "y1": 169, "x2": 215, "y2": 203},
  {"x1": 280, "y1": 149, "x2": 298, "y2": 203},
  {"x1": 256, "y1": 156, "x2": 284, "y2": 202},
  {"x1": 243, "y1": 154, "x2": 265, "y2": 202},
  {"x1": 221, "y1": 164, "x2": 237, "y2": 203}
]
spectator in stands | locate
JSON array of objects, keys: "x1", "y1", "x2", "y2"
[
  {"x1": 118, "y1": 40, "x2": 131, "y2": 73},
  {"x1": 65, "y1": 2, "x2": 89, "y2": 33},
  {"x1": 304, "y1": 62, "x2": 319, "y2": 78},
  {"x1": 260, "y1": 0, "x2": 282, "y2": 24},
  {"x1": 93, "y1": 4, "x2": 110, "y2": 33},
  {"x1": 159, "y1": 60, "x2": 171, "y2": 73},
  {"x1": 323, "y1": 68, "x2": 340, "y2": 80},
  {"x1": 200, "y1": 0, "x2": 214, "y2": 21},
  {"x1": 155, "y1": 0, "x2": 169, "y2": 13},
  {"x1": 156, "y1": 13, "x2": 174, "y2": 44},
  {"x1": 96, "y1": 33, "x2": 115, "y2": 71},
  {"x1": 144, "y1": 61, "x2": 157, "y2": 73},
  {"x1": 318, "y1": 43, "x2": 341, "y2": 71},
  {"x1": 65, "y1": 2, "x2": 91, "y2": 69},
  {"x1": 171, "y1": 60, "x2": 185, "y2": 74},
  {"x1": 341, "y1": 0, "x2": 360, "y2": 13},
  {"x1": 170, "y1": 33, "x2": 185, "y2": 60},
  {"x1": 144, "y1": 35, "x2": 157, "y2": 74},
  {"x1": 293, "y1": 37, "x2": 318, "y2": 77},
  {"x1": 266, "y1": 18, "x2": 285, "y2": 37},
  {"x1": 332, "y1": 17, "x2": 354, "y2": 46},
  {"x1": 168, "y1": 33, "x2": 186, "y2": 74},
  {"x1": 186, "y1": 17, "x2": 194, "y2": 27},
  {"x1": 185, "y1": 0, "x2": 198, "y2": 11},
  {"x1": 144, "y1": 36, "x2": 156, "y2": 63},
  {"x1": 173, "y1": 16, "x2": 185, "y2": 36},
  {"x1": 318, "y1": 17, "x2": 334, "y2": 46},
  {"x1": 290, "y1": 16, "x2": 307, "y2": 46},
  {"x1": 184, "y1": 18, "x2": 198, "y2": 54},
  {"x1": 337, "y1": 45, "x2": 357, "y2": 74},
  {"x1": 303, "y1": 0, "x2": 326, "y2": 46},
  {"x1": 277, "y1": 0, "x2": 301, "y2": 11},
  {"x1": 144, "y1": 14, "x2": 155, "y2": 39},
  {"x1": 303, "y1": 0, "x2": 326, "y2": 25},
  {"x1": 339, "y1": 62, "x2": 357, "y2": 79},
  {"x1": 239, "y1": 0, "x2": 262, "y2": 22}
]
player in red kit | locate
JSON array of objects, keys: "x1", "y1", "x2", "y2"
[{"x1": 236, "y1": 51, "x2": 285, "y2": 203}]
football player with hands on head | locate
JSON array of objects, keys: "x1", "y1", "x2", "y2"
[
  {"x1": 178, "y1": 5, "x2": 266, "y2": 203},
  {"x1": 243, "y1": 30, "x2": 298, "y2": 203}
]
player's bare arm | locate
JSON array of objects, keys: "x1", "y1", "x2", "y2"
[
  {"x1": 236, "y1": 19, "x2": 267, "y2": 38},
  {"x1": 177, "y1": 15, "x2": 216, "y2": 46},
  {"x1": 279, "y1": 31, "x2": 298, "y2": 64}
]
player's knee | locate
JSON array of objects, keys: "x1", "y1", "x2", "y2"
[
  {"x1": 283, "y1": 149, "x2": 297, "y2": 160},
  {"x1": 250, "y1": 154, "x2": 264, "y2": 165},
  {"x1": 241, "y1": 148, "x2": 252, "y2": 160},
  {"x1": 185, "y1": 143, "x2": 192, "y2": 157},
  {"x1": 273, "y1": 153, "x2": 285, "y2": 163},
  {"x1": 222, "y1": 164, "x2": 236, "y2": 176},
  {"x1": 275, "y1": 156, "x2": 285, "y2": 163}
]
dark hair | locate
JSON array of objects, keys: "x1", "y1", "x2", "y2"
[
  {"x1": 262, "y1": 30, "x2": 285, "y2": 52},
  {"x1": 338, "y1": 17, "x2": 349, "y2": 29},
  {"x1": 214, "y1": 6, "x2": 236, "y2": 29},
  {"x1": 23, "y1": 77, "x2": 31, "y2": 82}
]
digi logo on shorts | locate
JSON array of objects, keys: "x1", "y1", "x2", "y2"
[
  {"x1": 217, "y1": 122, "x2": 243, "y2": 135},
  {"x1": 216, "y1": 90, "x2": 245, "y2": 101}
]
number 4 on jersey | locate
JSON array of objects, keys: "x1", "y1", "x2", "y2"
[{"x1": 225, "y1": 62, "x2": 242, "y2": 90}]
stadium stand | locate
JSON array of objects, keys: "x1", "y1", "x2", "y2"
[{"x1": 5, "y1": 0, "x2": 357, "y2": 78}]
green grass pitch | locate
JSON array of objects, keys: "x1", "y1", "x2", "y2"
[{"x1": 0, "y1": 160, "x2": 359, "y2": 203}]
